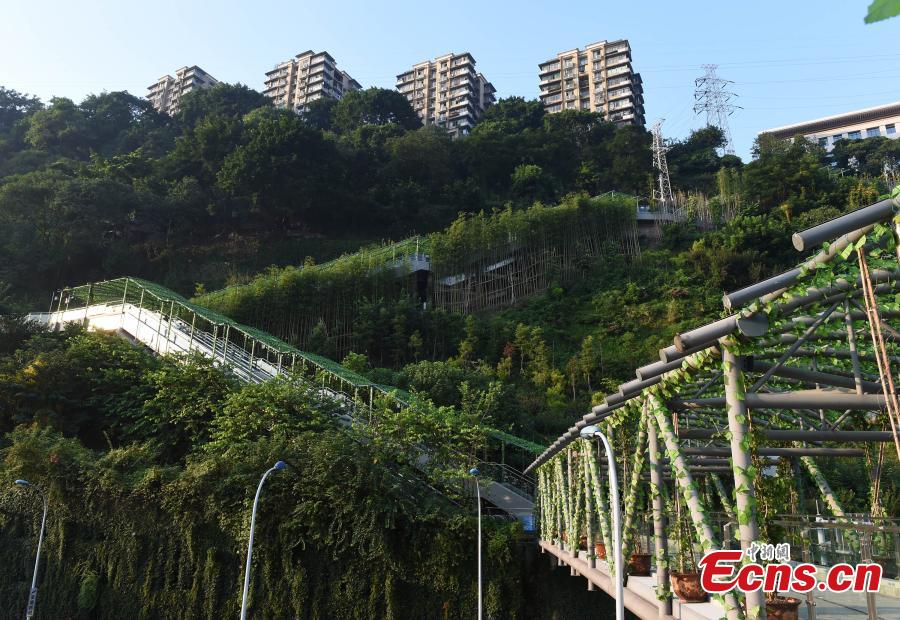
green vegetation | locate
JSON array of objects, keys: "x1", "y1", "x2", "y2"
[
  {"x1": 2, "y1": 75, "x2": 899, "y2": 616},
  {"x1": 0, "y1": 327, "x2": 509, "y2": 618},
  {"x1": 195, "y1": 194, "x2": 636, "y2": 361},
  {"x1": 0, "y1": 85, "x2": 659, "y2": 305}
]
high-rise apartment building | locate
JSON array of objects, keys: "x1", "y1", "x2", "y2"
[
  {"x1": 538, "y1": 40, "x2": 645, "y2": 127},
  {"x1": 264, "y1": 50, "x2": 361, "y2": 111},
  {"x1": 396, "y1": 52, "x2": 496, "y2": 138},
  {"x1": 147, "y1": 66, "x2": 219, "y2": 116}
]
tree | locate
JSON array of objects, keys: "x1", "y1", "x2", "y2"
[
  {"x1": 79, "y1": 91, "x2": 170, "y2": 155},
  {"x1": 510, "y1": 164, "x2": 556, "y2": 204},
  {"x1": 0, "y1": 86, "x2": 42, "y2": 134},
  {"x1": 472, "y1": 97, "x2": 545, "y2": 134},
  {"x1": 24, "y1": 97, "x2": 90, "y2": 156},
  {"x1": 300, "y1": 97, "x2": 338, "y2": 131},
  {"x1": 667, "y1": 126, "x2": 739, "y2": 193},
  {"x1": 744, "y1": 134, "x2": 831, "y2": 213},
  {"x1": 175, "y1": 83, "x2": 269, "y2": 127},
  {"x1": 216, "y1": 109, "x2": 344, "y2": 228},
  {"x1": 331, "y1": 88, "x2": 421, "y2": 133}
]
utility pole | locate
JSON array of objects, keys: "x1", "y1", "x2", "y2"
[
  {"x1": 693, "y1": 64, "x2": 740, "y2": 156},
  {"x1": 651, "y1": 119, "x2": 675, "y2": 213}
]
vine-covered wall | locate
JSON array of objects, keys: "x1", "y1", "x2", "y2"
[{"x1": 0, "y1": 428, "x2": 526, "y2": 619}]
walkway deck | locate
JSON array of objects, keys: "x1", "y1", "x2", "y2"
[{"x1": 540, "y1": 539, "x2": 726, "y2": 620}]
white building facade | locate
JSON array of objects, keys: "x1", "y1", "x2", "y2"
[
  {"x1": 263, "y1": 50, "x2": 361, "y2": 111},
  {"x1": 147, "y1": 66, "x2": 219, "y2": 116},
  {"x1": 396, "y1": 52, "x2": 496, "y2": 139},
  {"x1": 760, "y1": 102, "x2": 900, "y2": 152}
]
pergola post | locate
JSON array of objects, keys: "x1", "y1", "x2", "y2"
[
  {"x1": 555, "y1": 457, "x2": 571, "y2": 552},
  {"x1": 800, "y1": 456, "x2": 846, "y2": 517},
  {"x1": 649, "y1": 392, "x2": 744, "y2": 620},
  {"x1": 585, "y1": 436, "x2": 613, "y2": 558},
  {"x1": 581, "y1": 440, "x2": 597, "y2": 571},
  {"x1": 647, "y1": 418, "x2": 672, "y2": 618},
  {"x1": 711, "y1": 474, "x2": 737, "y2": 521},
  {"x1": 723, "y1": 346, "x2": 765, "y2": 620},
  {"x1": 621, "y1": 413, "x2": 648, "y2": 562}
]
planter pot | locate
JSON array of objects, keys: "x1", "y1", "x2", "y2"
[
  {"x1": 578, "y1": 535, "x2": 588, "y2": 551},
  {"x1": 766, "y1": 596, "x2": 801, "y2": 620},
  {"x1": 629, "y1": 553, "x2": 652, "y2": 576},
  {"x1": 595, "y1": 543, "x2": 607, "y2": 560},
  {"x1": 670, "y1": 572, "x2": 707, "y2": 603}
]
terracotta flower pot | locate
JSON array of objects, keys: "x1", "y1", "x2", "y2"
[
  {"x1": 578, "y1": 535, "x2": 588, "y2": 551},
  {"x1": 670, "y1": 571, "x2": 707, "y2": 602},
  {"x1": 629, "y1": 553, "x2": 652, "y2": 576},
  {"x1": 595, "y1": 543, "x2": 607, "y2": 560},
  {"x1": 766, "y1": 596, "x2": 801, "y2": 620}
]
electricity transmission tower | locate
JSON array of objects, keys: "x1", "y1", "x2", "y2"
[
  {"x1": 651, "y1": 119, "x2": 675, "y2": 213},
  {"x1": 693, "y1": 64, "x2": 739, "y2": 156}
]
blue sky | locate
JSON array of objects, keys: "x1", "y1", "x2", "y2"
[{"x1": 2, "y1": 0, "x2": 898, "y2": 160}]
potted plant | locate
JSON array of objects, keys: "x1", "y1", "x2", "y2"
[
  {"x1": 628, "y1": 539, "x2": 652, "y2": 577},
  {"x1": 765, "y1": 592, "x2": 801, "y2": 620},
  {"x1": 670, "y1": 493, "x2": 707, "y2": 602},
  {"x1": 595, "y1": 541, "x2": 607, "y2": 560}
]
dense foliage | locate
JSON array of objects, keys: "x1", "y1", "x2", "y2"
[
  {"x1": 0, "y1": 85, "x2": 661, "y2": 304},
  {"x1": 0, "y1": 327, "x2": 593, "y2": 618}
]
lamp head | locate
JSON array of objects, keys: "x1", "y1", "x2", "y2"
[
  {"x1": 580, "y1": 425, "x2": 600, "y2": 438},
  {"x1": 273, "y1": 461, "x2": 287, "y2": 471},
  {"x1": 469, "y1": 467, "x2": 479, "y2": 476},
  {"x1": 14, "y1": 479, "x2": 30, "y2": 487}
]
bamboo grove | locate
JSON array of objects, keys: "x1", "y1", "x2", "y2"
[
  {"x1": 531, "y1": 197, "x2": 900, "y2": 619},
  {"x1": 192, "y1": 194, "x2": 638, "y2": 359}
]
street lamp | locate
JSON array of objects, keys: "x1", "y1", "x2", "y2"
[
  {"x1": 240, "y1": 461, "x2": 286, "y2": 620},
  {"x1": 469, "y1": 467, "x2": 482, "y2": 620},
  {"x1": 580, "y1": 425, "x2": 624, "y2": 620},
  {"x1": 15, "y1": 479, "x2": 48, "y2": 620}
]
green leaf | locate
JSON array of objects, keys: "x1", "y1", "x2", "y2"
[{"x1": 865, "y1": 0, "x2": 900, "y2": 23}]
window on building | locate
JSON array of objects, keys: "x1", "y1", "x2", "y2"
[
  {"x1": 887, "y1": 124, "x2": 896, "y2": 135},
  {"x1": 832, "y1": 134, "x2": 843, "y2": 143},
  {"x1": 848, "y1": 130, "x2": 861, "y2": 140},
  {"x1": 867, "y1": 127, "x2": 881, "y2": 138},
  {"x1": 818, "y1": 137, "x2": 828, "y2": 147}
]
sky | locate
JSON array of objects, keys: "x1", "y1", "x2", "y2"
[{"x1": 1, "y1": 0, "x2": 898, "y2": 160}]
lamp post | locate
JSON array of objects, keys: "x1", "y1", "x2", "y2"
[
  {"x1": 469, "y1": 467, "x2": 482, "y2": 620},
  {"x1": 580, "y1": 425, "x2": 624, "y2": 620},
  {"x1": 15, "y1": 480, "x2": 48, "y2": 620},
  {"x1": 240, "y1": 461, "x2": 286, "y2": 620}
]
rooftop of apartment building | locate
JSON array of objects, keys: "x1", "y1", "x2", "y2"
[
  {"x1": 148, "y1": 66, "x2": 217, "y2": 91},
  {"x1": 761, "y1": 101, "x2": 900, "y2": 138},
  {"x1": 539, "y1": 39, "x2": 631, "y2": 66},
  {"x1": 396, "y1": 52, "x2": 478, "y2": 81}
]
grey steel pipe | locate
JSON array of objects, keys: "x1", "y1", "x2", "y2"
[
  {"x1": 792, "y1": 199, "x2": 895, "y2": 252},
  {"x1": 636, "y1": 358, "x2": 684, "y2": 381},
  {"x1": 671, "y1": 391, "x2": 887, "y2": 411},
  {"x1": 749, "y1": 360, "x2": 881, "y2": 393},
  {"x1": 682, "y1": 447, "x2": 865, "y2": 457},
  {"x1": 679, "y1": 429, "x2": 896, "y2": 442}
]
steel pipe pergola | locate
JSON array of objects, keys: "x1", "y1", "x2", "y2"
[{"x1": 530, "y1": 195, "x2": 900, "y2": 620}]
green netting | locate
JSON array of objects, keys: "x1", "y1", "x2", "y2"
[
  {"x1": 198, "y1": 235, "x2": 430, "y2": 306},
  {"x1": 485, "y1": 428, "x2": 545, "y2": 455}
]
